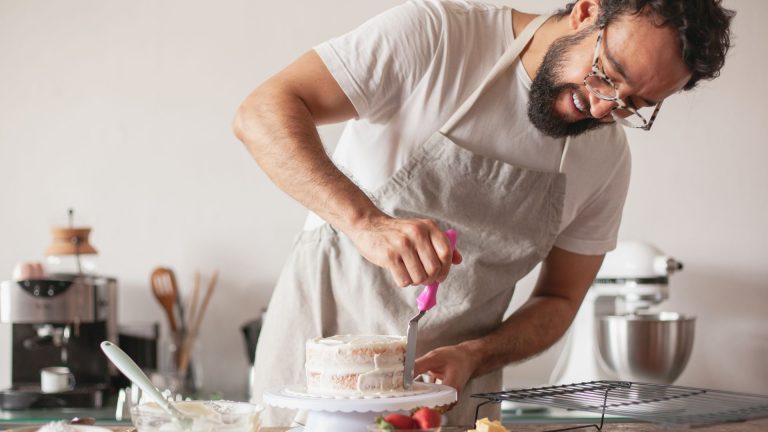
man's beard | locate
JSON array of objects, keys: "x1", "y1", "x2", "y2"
[{"x1": 527, "y1": 28, "x2": 604, "y2": 138}]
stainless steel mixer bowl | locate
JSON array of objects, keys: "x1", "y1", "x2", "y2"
[{"x1": 597, "y1": 312, "x2": 695, "y2": 383}]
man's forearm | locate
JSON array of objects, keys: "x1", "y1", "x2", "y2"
[
  {"x1": 461, "y1": 294, "x2": 578, "y2": 378},
  {"x1": 234, "y1": 51, "x2": 463, "y2": 287},
  {"x1": 233, "y1": 85, "x2": 382, "y2": 232}
]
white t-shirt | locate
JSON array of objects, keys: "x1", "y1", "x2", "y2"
[{"x1": 309, "y1": 0, "x2": 631, "y2": 256}]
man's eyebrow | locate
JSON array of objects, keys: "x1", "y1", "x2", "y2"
[{"x1": 603, "y1": 43, "x2": 659, "y2": 106}]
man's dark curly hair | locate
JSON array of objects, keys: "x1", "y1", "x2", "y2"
[{"x1": 555, "y1": 0, "x2": 735, "y2": 90}]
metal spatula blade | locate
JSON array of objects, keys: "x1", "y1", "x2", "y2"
[
  {"x1": 403, "y1": 310, "x2": 425, "y2": 388},
  {"x1": 403, "y1": 229, "x2": 457, "y2": 389}
]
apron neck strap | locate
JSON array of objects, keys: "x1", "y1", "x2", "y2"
[{"x1": 440, "y1": 13, "x2": 551, "y2": 135}]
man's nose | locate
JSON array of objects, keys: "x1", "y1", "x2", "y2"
[{"x1": 588, "y1": 93, "x2": 616, "y2": 121}]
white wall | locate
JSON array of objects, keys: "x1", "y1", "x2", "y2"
[{"x1": 1, "y1": 0, "x2": 765, "y2": 399}]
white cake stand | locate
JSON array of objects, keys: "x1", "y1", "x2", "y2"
[{"x1": 263, "y1": 383, "x2": 457, "y2": 432}]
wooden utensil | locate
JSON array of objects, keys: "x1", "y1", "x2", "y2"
[
  {"x1": 150, "y1": 267, "x2": 180, "y2": 334},
  {"x1": 178, "y1": 270, "x2": 218, "y2": 374},
  {"x1": 186, "y1": 271, "x2": 201, "y2": 331}
]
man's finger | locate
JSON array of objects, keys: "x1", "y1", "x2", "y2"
[
  {"x1": 400, "y1": 245, "x2": 428, "y2": 285},
  {"x1": 413, "y1": 353, "x2": 438, "y2": 376},
  {"x1": 413, "y1": 360, "x2": 426, "y2": 377},
  {"x1": 430, "y1": 230, "x2": 454, "y2": 280},
  {"x1": 438, "y1": 368, "x2": 462, "y2": 391},
  {"x1": 390, "y1": 259, "x2": 412, "y2": 287},
  {"x1": 414, "y1": 239, "x2": 442, "y2": 284}
]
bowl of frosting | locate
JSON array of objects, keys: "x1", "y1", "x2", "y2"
[{"x1": 130, "y1": 400, "x2": 262, "y2": 431}]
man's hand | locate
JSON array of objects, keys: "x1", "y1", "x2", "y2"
[
  {"x1": 234, "y1": 51, "x2": 462, "y2": 289},
  {"x1": 413, "y1": 342, "x2": 480, "y2": 394},
  {"x1": 410, "y1": 248, "x2": 604, "y2": 398},
  {"x1": 345, "y1": 214, "x2": 462, "y2": 287}
]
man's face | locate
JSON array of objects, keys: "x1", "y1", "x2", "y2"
[{"x1": 528, "y1": 11, "x2": 692, "y2": 138}]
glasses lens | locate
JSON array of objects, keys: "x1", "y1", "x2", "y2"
[{"x1": 585, "y1": 75, "x2": 616, "y2": 99}]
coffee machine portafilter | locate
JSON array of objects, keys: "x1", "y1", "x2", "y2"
[{"x1": 550, "y1": 241, "x2": 691, "y2": 385}]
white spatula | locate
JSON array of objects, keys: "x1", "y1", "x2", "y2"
[{"x1": 100, "y1": 341, "x2": 193, "y2": 429}]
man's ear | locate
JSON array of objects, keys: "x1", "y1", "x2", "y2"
[{"x1": 569, "y1": 0, "x2": 601, "y2": 31}]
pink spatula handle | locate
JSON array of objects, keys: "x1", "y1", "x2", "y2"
[{"x1": 416, "y1": 229, "x2": 457, "y2": 312}]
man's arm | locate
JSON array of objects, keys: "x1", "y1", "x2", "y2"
[
  {"x1": 414, "y1": 246, "x2": 604, "y2": 392},
  {"x1": 233, "y1": 51, "x2": 459, "y2": 287}
]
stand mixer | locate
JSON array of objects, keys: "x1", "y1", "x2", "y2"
[{"x1": 550, "y1": 241, "x2": 692, "y2": 385}]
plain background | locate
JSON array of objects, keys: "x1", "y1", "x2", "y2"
[{"x1": 0, "y1": 0, "x2": 766, "y2": 399}]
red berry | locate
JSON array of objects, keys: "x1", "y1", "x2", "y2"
[
  {"x1": 411, "y1": 407, "x2": 441, "y2": 429},
  {"x1": 375, "y1": 416, "x2": 395, "y2": 431},
  {"x1": 384, "y1": 413, "x2": 416, "y2": 429}
]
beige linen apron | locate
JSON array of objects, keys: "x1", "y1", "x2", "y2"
[{"x1": 252, "y1": 14, "x2": 564, "y2": 427}]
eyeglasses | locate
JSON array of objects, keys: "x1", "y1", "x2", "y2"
[{"x1": 583, "y1": 28, "x2": 663, "y2": 131}]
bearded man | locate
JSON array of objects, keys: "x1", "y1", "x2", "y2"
[{"x1": 233, "y1": 0, "x2": 734, "y2": 426}]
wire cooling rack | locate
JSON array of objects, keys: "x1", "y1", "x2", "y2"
[{"x1": 472, "y1": 381, "x2": 768, "y2": 431}]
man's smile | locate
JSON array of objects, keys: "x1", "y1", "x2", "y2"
[
  {"x1": 555, "y1": 88, "x2": 591, "y2": 122},
  {"x1": 572, "y1": 89, "x2": 588, "y2": 113}
]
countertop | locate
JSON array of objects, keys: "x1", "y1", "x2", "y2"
[
  {"x1": 3, "y1": 419, "x2": 768, "y2": 431},
  {"x1": 258, "y1": 420, "x2": 768, "y2": 431},
  {"x1": 0, "y1": 405, "x2": 126, "y2": 429},
  {"x1": 2, "y1": 405, "x2": 766, "y2": 431}
]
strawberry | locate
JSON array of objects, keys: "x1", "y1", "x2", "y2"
[
  {"x1": 375, "y1": 416, "x2": 395, "y2": 431},
  {"x1": 384, "y1": 413, "x2": 417, "y2": 429},
  {"x1": 411, "y1": 407, "x2": 442, "y2": 429}
]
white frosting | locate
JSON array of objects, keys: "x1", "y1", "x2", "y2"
[
  {"x1": 132, "y1": 400, "x2": 258, "y2": 431},
  {"x1": 356, "y1": 353, "x2": 401, "y2": 392},
  {"x1": 309, "y1": 334, "x2": 405, "y2": 348},
  {"x1": 305, "y1": 334, "x2": 406, "y2": 395},
  {"x1": 38, "y1": 422, "x2": 74, "y2": 432}
]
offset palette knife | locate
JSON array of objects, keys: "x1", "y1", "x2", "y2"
[{"x1": 403, "y1": 229, "x2": 457, "y2": 389}]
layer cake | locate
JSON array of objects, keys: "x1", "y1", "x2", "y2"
[{"x1": 305, "y1": 334, "x2": 406, "y2": 395}]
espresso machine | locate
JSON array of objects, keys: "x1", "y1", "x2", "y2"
[
  {"x1": 0, "y1": 212, "x2": 118, "y2": 409},
  {"x1": 550, "y1": 241, "x2": 694, "y2": 385}
]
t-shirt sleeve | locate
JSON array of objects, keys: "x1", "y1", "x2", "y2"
[
  {"x1": 554, "y1": 129, "x2": 632, "y2": 256},
  {"x1": 313, "y1": 0, "x2": 443, "y2": 123}
]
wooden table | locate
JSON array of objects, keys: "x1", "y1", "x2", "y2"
[
  {"x1": 1, "y1": 428, "x2": 134, "y2": 431},
  {"x1": 258, "y1": 419, "x2": 768, "y2": 431},
  {"x1": 5, "y1": 418, "x2": 767, "y2": 431}
]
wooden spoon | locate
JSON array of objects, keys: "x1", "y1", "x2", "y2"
[{"x1": 151, "y1": 267, "x2": 179, "y2": 334}]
